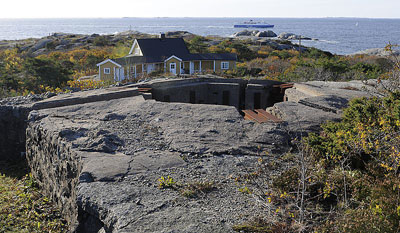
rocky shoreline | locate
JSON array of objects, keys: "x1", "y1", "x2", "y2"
[
  {"x1": 0, "y1": 30, "x2": 317, "y2": 57},
  {"x1": 1, "y1": 29, "x2": 397, "y2": 57}
]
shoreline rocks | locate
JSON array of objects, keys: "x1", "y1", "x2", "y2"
[
  {"x1": 278, "y1": 32, "x2": 312, "y2": 40},
  {"x1": 350, "y1": 47, "x2": 400, "y2": 56},
  {"x1": 233, "y1": 29, "x2": 277, "y2": 38}
]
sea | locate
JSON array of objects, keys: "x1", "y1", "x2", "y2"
[{"x1": 0, "y1": 17, "x2": 399, "y2": 55}]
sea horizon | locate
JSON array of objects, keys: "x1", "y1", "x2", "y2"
[{"x1": 1, "y1": 17, "x2": 399, "y2": 55}]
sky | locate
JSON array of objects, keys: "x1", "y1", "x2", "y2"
[{"x1": 0, "y1": 0, "x2": 399, "y2": 18}]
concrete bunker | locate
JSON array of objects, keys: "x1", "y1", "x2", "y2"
[{"x1": 149, "y1": 78, "x2": 290, "y2": 112}]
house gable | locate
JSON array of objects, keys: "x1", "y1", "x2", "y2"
[
  {"x1": 128, "y1": 39, "x2": 143, "y2": 56},
  {"x1": 165, "y1": 55, "x2": 183, "y2": 62},
  {"x1": 97, "y1": 60, "x2": 121, "y2": 81},
  {"x1": 96, "y1": 59, "x2": 122, "y2": 68}
]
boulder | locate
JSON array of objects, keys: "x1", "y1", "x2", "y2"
[
  {"x1": 55, "y1": 45, "x2": 67, "y2": 50},
  {"x1": 255, "y1": 30, "x2": 277, "y2": 37},
  {"x1": 278, "y1": 32, "x2": 312, "y2": 40},
  {"x1": 52, "y1": 32, "x2": 74, "y2": 38},
  {"x1": 32, "y1": 48, "x2": 47, "y2": 56},
  {"x1": 287, "y1": 35, "x2": 312, "y2": 40},
  {"x1": 165, "y1": 31, "x2": 193, "y2": 37},
  {"x1": 233, "y1": 30, "x2": 259, "y2": 37},
  {"x1": 278, "y1": 32, "x2": 296, "y2": 40},
  {"x1": 32, "y1": 39, "x2": 53, "y2": 51}
]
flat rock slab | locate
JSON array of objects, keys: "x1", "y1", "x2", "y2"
[
  {"x1": 26, "y1": 79, "x2": 374, "y2": 232},
  {"x1": 30, "y1": 94, "x2": 289, "y2": 232},
  {"x1": 292, "y1": 81, "x2": 371, "y2": 99},
  {"x1": 271, "y1": 81, "x2": 372, "y2": 133},
  {"x1": 29, "y1": 86, "x2": 139, "y2": 110},
  {"x1": 77, "y1": 154, "x2": 264, "y2": 233}
]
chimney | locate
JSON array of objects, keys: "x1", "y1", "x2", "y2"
[{"x1": 160, "y1": 33, "x2": 166, "y2": 40}]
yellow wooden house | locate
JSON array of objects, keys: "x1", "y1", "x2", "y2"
[{"x1": 97, "y1": 34, "x2": 237, "y2": 81}]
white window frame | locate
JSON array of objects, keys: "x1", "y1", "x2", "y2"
[
  {"x1": 221, "y1": 61, "x2": 229, "y2": 70},
  {"x1": 104, "y1": 68, "x2": 111, "y2": 74}
]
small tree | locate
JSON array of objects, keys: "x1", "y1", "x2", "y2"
[{"x1": 24, "y1": 57, "x2": 72, "y2": 90}]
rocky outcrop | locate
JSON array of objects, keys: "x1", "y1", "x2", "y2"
[
  {"x1": 31, "y1": 39, "x2": 53, "y2": 51},
  {"x1": 350, "y1": 47, "x2": 400, "y2": 56},
  {"x1": 165, "y1": 31, "x2": 194, "y2": 38},
  {"x1": 233, "y1": 30, "x2": 258, "y2": 37},
  {"x1": 233, "y1": 30, "x2": 277, "y2": 38},
  {"x1": 1, "y1": 77, "x2": 374, "y2": 232},
  {"x1": 278, "y1": 32, "x2": 312, "y2": 40},
  {"x1": 26, "y1": 93, "x2": 289, "y2": 232},
  {"x1": 255, "y1": 30, "x2": 277, "y2": 37},
  {"x1": 267, "y1": 80, "x2": 372, "y2": 133}
]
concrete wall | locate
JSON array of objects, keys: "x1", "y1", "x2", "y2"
[
  {"x1": 152, "y1": 78, "x2": 248, "y2": 110},
  {"x1": 153, "y1": 83, "x2": 208, "y2": 104},
  {"x1": 245, "y1": 84, "x2": 270, "y2": 110},
  {"x1": 150, "y1": 77, "x2": 286, "y2": 110},
  {"x1": 206, "y1": 83, "x2": 241, "y2": 109},
  {"x1": 0, "y1": 105, "x2": 31, "y2": 161}
]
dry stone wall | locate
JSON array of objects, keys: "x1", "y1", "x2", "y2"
[{"x1": 26, "y1": 120, "x2": 83, "y2": 230}]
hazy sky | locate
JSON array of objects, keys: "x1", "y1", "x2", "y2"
[{"x1": 1, "y1": 0, "x2": 399, "y2": 18}]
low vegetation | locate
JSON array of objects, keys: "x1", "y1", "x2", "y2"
[
  {"x1": 232, "y1": 46, "x2": 400, "y2": 232},
  {"x1": 0, "y1": 161, "x2": 66, "y2": 233},
  {"x1": 158, "y1": 176, "x2": 216, "y2": 198}
]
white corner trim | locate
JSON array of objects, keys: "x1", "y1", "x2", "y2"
[
  {"x1": 96, "y1": 59, "x2": 122, "y2": 67},
  {"x1": 164, "y1": 55, "x2": 183, "y2": 62}
]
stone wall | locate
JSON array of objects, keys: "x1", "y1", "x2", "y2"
[
  {"x1": 26, "y1": 120, "x2": 83, "y2": 231},
  {"x1": 0, "y1": 105, "x2": 31, "y2": 161}
]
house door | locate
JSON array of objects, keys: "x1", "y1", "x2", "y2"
[{"x1": 170, "y1": 62, "x2": 176, "y2": 75}]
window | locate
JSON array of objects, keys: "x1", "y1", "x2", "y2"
[
  {"x1": 170, "y1": 63, "x2": 176, "y2": 69},
  {"x1": 134, "y1": 47, "x2": 141, "y2": 55},
  {"x1": 221, "y1": 62, "x2": 229, "y2": 70},
  {"x1": 104, "y1": 68, "x2": 111, "y2": 74}
]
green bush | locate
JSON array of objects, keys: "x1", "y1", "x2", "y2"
[
  {"x1": 23, "y1": 57, "x2": 72, "y2": 90},
  {"x1": 93, "y1": 36, "x2": 109, "y2": 46}
]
